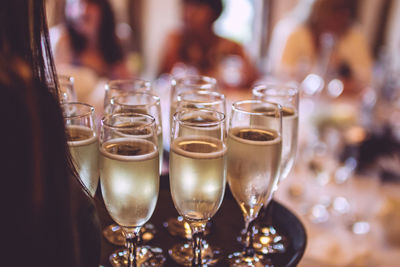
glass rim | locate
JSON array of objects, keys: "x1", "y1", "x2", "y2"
[
  {"x1": 101, "y1": 112, "x2": 156, "y2": 129},
  {"x1": 177, "y1": 89, "x2": 225, "y2": 106},
  {"x1": 105, "y1": 78, "x2": 152, "y2": 91},
  {"x1": 173, "y1": 108, "x2": 226, "y2": 127},
  {"x1": 61, "y1": 102, "x2": 94, "y2": 119},
  {"x1": 232, "y1": 99, "x2": 282, "y2": 116},
  {"x1": 111, "y1": 91, "x2": 160, "y2": 109},
  {"x1": 252, "y1": 84, "x2": 299, "y2": 98}
]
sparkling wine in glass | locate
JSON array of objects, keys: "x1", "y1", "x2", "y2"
[
  {"x1": 251, "y1": 83, "x2": 299, "y2": 254},
  {"x1": 167, "y1": 90, "x2": 226, "y2": 266},
  {"x1": 227, "y1": 100, "x2": 282, "y2": 266},
  {"x1": 100, "y1": 113, "x2": 164, "y2": 267},
  {"x1": 62, "y1": 102, "x2": 99, "y2": 197},
  {"x1": 165, "y1": 75, "x2": 219, "y2": 240},
  {"x1": 110, "y1": 92, "x2": 164, "y2": 174},
  {"x1": 103, "y1": 79, "x2": 157, "y2": 246},
  {"x1": 170, "y1": 109, "x2": 227, "y2": 267}
]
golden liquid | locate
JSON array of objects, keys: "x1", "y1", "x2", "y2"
[
  {"x1": 67, "y1": 125, "x2": 99, "y2": 197},
  {"x1": 100, "y1": 138, "x2": 159, "y2": 227},
  {"x1": 281, "y1": 108, "x2": 298, "y2": 180},
  {"x1": 170, "y1": 136, "x2": 226, "y2": 221},
  {"x1": 252, "y1": 107, "x2": 298, "y2": 180},
  {"x1": 227, "y1": 127, "x2": 281, "y2": 219}
]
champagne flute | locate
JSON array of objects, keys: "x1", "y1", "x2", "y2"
[
  {"x1": 103, "y1": 79, "x2": 157, "y2": 246},
  {"x1": 111, "y1": 92, "x2": 164, "y2": 174},
  {"x1": 168, "y1": 90, "x2": 226, "y2": 266},
  {"x1": 62, "y1": 102, "x2": 99, "y2": 197},
  {"x1": 100, "y1": 113, "x2": 163, "y2": 267},
  {"x1": 170, "y1": 109, "x2": 227, "y2": 267},
  {"x1": 176, "y1": 90, "x2": 226, "y2": 117},
  {"x1": 58, "y1": 75, "x2": 77, "y2": 103},
  {"x1": 166, "y1": 75, "x2": 219, "y2": 239},
  {"x1": 169, "y1": 75, "x2": 218, "y2": 134},
  {"x1": 227, "y1": 100, "x2": 282, "y2": 266},
  {"x1": 104, "y1": 79, "x2": 152, "y2": 115},
  {"x1": 251, "y1": 83, "x2": 299, "y2": 254}
]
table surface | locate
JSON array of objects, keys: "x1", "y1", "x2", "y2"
[{"x1": 96, "y1": 175, "x2": 306, "y2": 267}]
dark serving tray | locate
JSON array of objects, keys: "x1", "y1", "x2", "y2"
[{"x1": 97, "y1": 174, "x2": 307, "y2": 267}]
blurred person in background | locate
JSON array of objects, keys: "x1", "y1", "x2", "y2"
[
  {"x1": 50, "y1": 0, "x2": 132, "y2": 112},
  {"x1": 268, "y1": 0, "x2": 373, "y2": 96},
  {"x1": 52, "y1": 0, "x2": 130, "y2": 79},
  {"x1": 158, "y1": 0, "x2": 259, "y2": 90},
  {"x1": 1, "y1": 1, "x2": 101, "y2": 266}
]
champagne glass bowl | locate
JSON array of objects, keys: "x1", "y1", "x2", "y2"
[
  {"x1": 169, "y1": 109, "x2": 227, "y2": 266},
  {"x1": 99, "y1": 113, "x2": 165, "y2": 267},
  {"x1": 226, "y1": 100, "x2": 283, "y2": 266}
]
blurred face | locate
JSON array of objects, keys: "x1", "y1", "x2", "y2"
[
  {"x1": 65, "y1": 0, "x2": 102, "y2": 38},
  {"x1": 183, "y1": 3, "x2": 214, "y2": 33}
]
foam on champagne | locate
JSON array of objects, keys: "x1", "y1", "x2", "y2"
[
  {"x1": 229, "y1": 127, "x2": 281, "y2": 145},
  {"x1": 100, "y1": 138, "x2": 158, "y2": 161},
  {"x1": 171, "y1": 136, "x2": 226, "y2": 159},
  {"x1": 100, "y1": 138, "x2": 159, "y2": 227},
  {"x1": 67, "y1": 125, "x2": 97, "y2": 146}
]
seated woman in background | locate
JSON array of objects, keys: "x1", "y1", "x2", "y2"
[
  {"x1": 1, "y1": 1, "x2": 100, "y2": 266},
  {"x1": 51, "y1": 0, "x2": 131, "y2": 112},
  {"x1": 268, "y1": 0, "x2": 373, "y2": 96},
  {"x1": 158, "y1": 0, "x2": 259, "y2": 89},
  {"x1": 52, "y1": 0, "x2": 130, "y2": 79}
]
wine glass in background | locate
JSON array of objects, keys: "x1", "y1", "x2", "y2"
[
  {"x1": 58, "y1": 75, "x2": 77, "y2": 102},
  {"x1": 169, "y1": 75, "x2": 218, "y2": 135},
  {"x1": 62, "y1": 102, "x2": 99, "y2": 197},
  {"x1": 104, "y1": 79, "x2": 152, "y2": 115},
  {"x1": 111, "y1": 92, "x2": 164, "y2": 174},
  {"x1": 227, "y1": 100, "x2": 282, "y2": 266},
  {"x1": 176, "y1": 90, "x2": 226, "y2": 117},
  {"x1": 103, "y1": 80, "x2": 158, "y2": 246},
  {"x1": 251, "y1": 83, "x2": 299, "y2": 254},
  {"x1": 100, "y1": 113, "x2": 164, "y2": 267},
  {"x1": 167, "y1": 89, "x2": 226, "y2": 266},
  {"x1": 169, "y1": 109, "x2": 227, "y2": 267},
  {"x1": 164, "y1": 75, "x2": 219, "y2": 239}
]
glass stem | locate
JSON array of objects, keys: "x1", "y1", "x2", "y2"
[
  {"x1": 188, "y1": 220, "x2": 207, "y2": 267},
  {"x1": 264, "y1": 200, "x2": 274, "y2": 225},
  {"x1": 123, "y1": 226, "x2": 141, "y2": 267},
  {"x1": 243, "y1": 217, "x2": 255, "y2": 257}
]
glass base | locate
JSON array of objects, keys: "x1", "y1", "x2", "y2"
[
  {"x1": 227, "y1": 252, "x2": 272, "y2": 267},
  {"x1": 168, "y1": 240, "x2": 222, "y2": 266},
  {"x1": 163, "y1": 216, "x2": 211, "y2": 239},
  {"x1": 109, "y1": 246, "x2": 166, "y2": 267},
  {"x1": 104, "y1": 223, "x2": 156, "y2": 246},
  {"x1": 236, "y1": 225, "x2": 287, "y2": 254},
  {"x1": 252, "y1": 225, "x2": 288, "y2": 254}
]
